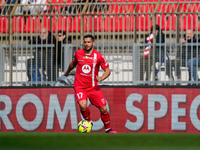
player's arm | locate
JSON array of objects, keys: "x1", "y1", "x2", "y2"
[
  {"x1": 64, "y1": 61, "x2": 76, "y2": 76},
  {"x1": 96, "y1": 68, "x2": 110, "y2": 82}
]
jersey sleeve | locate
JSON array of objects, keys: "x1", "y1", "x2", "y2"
[{"x1": 99, "y1": 55, "x2": 109, "y2": 70}]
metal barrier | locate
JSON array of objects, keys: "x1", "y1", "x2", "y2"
[{"x1": 0, "y1": 0, "x2": 200, "y2": 86}]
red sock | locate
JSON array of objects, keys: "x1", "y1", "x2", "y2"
[
  {"x1": 80, "y1": 107, "x2": 91, "y2": 122},
  {"x1": 101, "y1": 111, "x2": 111, "y2": 130}
]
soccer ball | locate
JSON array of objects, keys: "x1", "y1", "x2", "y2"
[{"x1": 77, "y1": 120, "x2": 92, "y2": 133}]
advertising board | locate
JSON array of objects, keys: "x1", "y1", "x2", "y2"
[{"x1": 0, "y1": 87, "x2": 200, "y2": 133}]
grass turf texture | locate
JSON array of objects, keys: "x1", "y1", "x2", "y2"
[{"x1": 0, "y1": 133, "x2": 200, "y2": 150}]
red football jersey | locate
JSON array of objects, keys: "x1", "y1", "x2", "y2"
[{"x1": 72, "y1": 49, "x2": 109, "y2": 88}]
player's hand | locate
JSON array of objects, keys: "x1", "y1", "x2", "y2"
[
  {"x1": 64, "y1": 73, "x2": 70, "y2": 77},
  {"x1": 96, "y1": 76, "x2": 102, "y2": 82}
]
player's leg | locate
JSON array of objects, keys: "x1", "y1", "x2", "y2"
[
  {"x1": 99, "y1": 106, "x2": 117, "y2": 134},
  {"x1": 79, "y1": 100, "x2": 91, "y2": 122},
  {"x1": 99, "y1": 106, "x2": 111, "y2": 131},
  {"x1": 75, "y1": 88, "x2": 91, "y2": 122},
  {"x1": 88, "y1": 87, "x2": 117, "y2": 133}
]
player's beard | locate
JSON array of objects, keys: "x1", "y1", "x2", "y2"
[{"x1": 85, "y1": 45, "x2": 93, "y2": 52}]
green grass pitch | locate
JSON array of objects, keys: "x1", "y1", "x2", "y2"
[{"x1": 0, "y1": 132, "x2": 200, "y2": 150}]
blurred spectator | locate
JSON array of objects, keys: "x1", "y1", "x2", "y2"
[
  {"x1": 49, "y1": 0, "x2": 64, "y2": 12},
  {"x1": 140, "y1": 24, "x2": 165, "y2": 83},
  {"x1": 1, "y1": 0, "x2": 20, "y2": 14},
  {"x1": 60, "y1": 0, "x2": 108, "y2": 14},
  {"x1": 21, "y1": 0, "x2": 47, "y2": 15},
  {"x1": 60, "y1": 0, "x2": 84, "y2": 14},
  {"x1": 27, "y1": 27, "x2": 58, "y2": 83},
  {"x1": 56, "y1": 30, "x2": 71, "y2": 71},
  {"x1": 166, "y1": 29, "x2": 198, "y2": 82},
  {"x1": 0, "y1": 0, "x2": 2, "y2": 14},
  {"x1": 182, "y1": 29, "x2": 200, "y2": 82}
]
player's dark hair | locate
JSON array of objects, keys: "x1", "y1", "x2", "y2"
[{"x1": 84, "y1": 35, "x2": 95, "y2": 41}]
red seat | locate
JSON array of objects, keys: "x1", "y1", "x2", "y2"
[
  {"x1": 25, "y1": 17, "x2": 42, "y2": 33},
  {"x1": 57, "y1": 16, "x2": 72, "y2": 32},
  {"x1": 83, "y1": 16, "x2": 89, "y2": 32},
  {"x1": 178, "y1": 0, "x2": 191, "y2": 12},
  {"x1": 72, "y1": 16, "x2": 81, "y2": 32},
  {"x1": 136, "y1": 15, "x2": 150, "y2": 31},
  {"x1": 160, "y1": 0, "x2": 177, "y2": 13},
  {"x1": 25, "y1": 16, "x2": 56, "y2": 33},
  {"x1": 13, "y1": 17, "x2": 26, "y2": 33},
  {"x1": 104, "y1": 15, "x2": 119, "y2": 32},
  {"x1": 156, "y1": 14, "x2": 167, "y2": 30},
  {"x1": 85, "y1": 15, "x2": 100, "y2": 32},
  {"x1": 124, "y1": 15, "x2": 134, "y2": 32},
  {"x1": 118, "y1": 15, "x2": 135, "y2": 32},
  {"x1": 42, "y1": 16, "x2": 56, "y2": 32},
  {"x1": 94, "y1": 15, "x2": 102, "y2": 32},
  {"x1": 109, "y1": 0, "x2": 132, "y2": 14},
  {"x1": 178, "y1": 1, "x2": 200, "y2": 14},
  {"x1": 107, "y1": 0, "x2": 118, "y2": 14},
  {"x1": 179, "y1": 14, "x2": 197, "y2": 31},
  {"x1": 165, "y1": 15, "x2": 176, "y2": 31},
  {"x1": 124, "y1": 0, "x2": 135, "y2": 14},
  {"x1": 0, "y1": 17, "x2": 9, "y2": 33}
]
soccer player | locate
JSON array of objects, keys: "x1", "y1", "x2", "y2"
[{"x1": 64, "y1": 35, "x2": 117, "y2": 134}]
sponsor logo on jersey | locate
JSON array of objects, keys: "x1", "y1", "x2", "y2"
[
  {"x1": 84, "y1": 56, "x2": 93, "y2": 59},
  {"x1": 82, "y1": 65, "x2": 91, "y2": 73}
]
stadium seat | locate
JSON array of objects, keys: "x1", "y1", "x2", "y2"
[
  {"x1": 0, "y1": 17, "x2": 9, "y2": 33},
  {"x1": 104, "y1": 14, "x2": 151, "y2": 32},
  {"x1": 165, "y1": 14, "x2": 176, "y2": 31},
  {"x1": 85, "y1": 15, "x2": 102, "y2": 32},
  {"x1": 43, "y1": 16, "x2": 56, "y2": 32},
  {"x1": 136, "y1": 15, "x2": 150, "y2": 31},
  {"x1": 57, "y1": 16, "x2": 72, "y2": 32},
  {"x1": 124, "y1": 0, "x2": 135, "y2": 14},
  {"x1": 13, "y1": 17, "x2": 26, "y2": 33},
  {"x1": 107, "y1": 0, "x2": 136, "y2": 14},
  {"x1": 25, "y1": 17, "x2": 41, "y2": 33},
  {"x1": 137, "y1": 1, "x2": 155, "y2": 13},
  {"x1": 178, "y1": 1, "x2": 200, "y2": 13},
  {"x1": 155, "y1": 14, "x2": 176, "y2": 31},
  {"x1": 109, "y1": 0, "x2": 128, "y2": 14},
  {"x1": 117, "y1": 15, "x2": 135, "y2": 32},
  {"x1": 179, "y1": 14, "x2": 197, "y2": 31},
  {"x1": 94, "y1": 15, "x2": 102, "y2": 32},
  {"x1": 160, "y1": 0, "x2": 176, "y2": 13},
  {"x1": 124, "y1": 15, "x2": 134, "y2": 31},
  {"x1": 72, "y1": 16, "x2": 81, "y2": 32},
  {"x1": 104, "y1": 15, "x2": 119, "y2": 32},
  {"x1": 25, "y1": 16, "x2": 55, "y2": 33}
]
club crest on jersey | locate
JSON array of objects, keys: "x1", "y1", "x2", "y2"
[
  {"x1": 82, "y1": 65, "x2": 91, "y2": 73},
  {"x1": 84, "y1": 56, "x2": 93, "y2": 59}
]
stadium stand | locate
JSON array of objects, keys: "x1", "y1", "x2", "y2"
[
  {"x1": 0, "y1": 0, "x2": 200, "y2": 33},
  {"x1": 1, "y1": 0, "x2": 200, "y2": 86}
]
